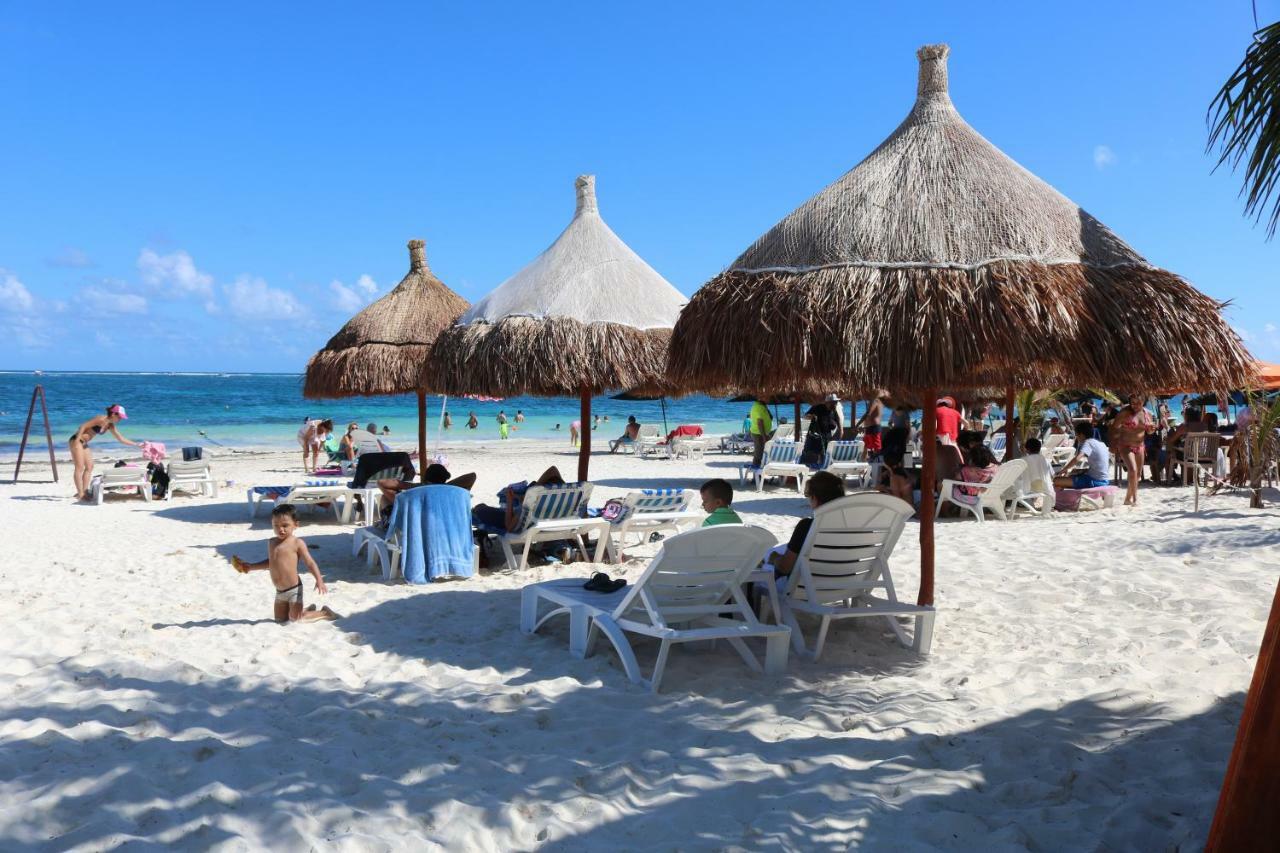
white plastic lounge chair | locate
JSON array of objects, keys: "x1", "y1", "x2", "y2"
[
  {"x1": 246, "y1": 479, "x2": 376, "y2": 524},
  {"x1": 754, "y1": 439, "x2": 808, "y2": 492},
  {"x1": 603, "y1": 489, "x2": 703, "y2": 562},
  {"x1": 482, "y1": 482, "x2": 609, "y2": 571},
  {"x1": 165, "y1": 460, "x2": 218, "y2": 500},
  {"x1": 521, "y1": 525, "x2": 790, "y2": 692},
  {"x1": 935, "y1": 458, "x2": 1029, "y2": 522},
  {"x1": 91, "y1": 467, "x2": 152, "y2": 504},
  {"x1": 1008, "y1": 455, "x2": 1054, "y2": 517},
  {"x1": 770, "y1": 493, "x2": 935, "y2": 658},
  {"x1": 824, "y1": 440, "x2": 870, "y2": 486},
  {"x1": 669, "y1": 436, "x2": 709, "y2": 460},
  {"x1": 1041, "y1": 432, "x2": 1073, "y2": 465},
  {"x1": 634, "y1": 425, "x2": 665, "y2": 458}
]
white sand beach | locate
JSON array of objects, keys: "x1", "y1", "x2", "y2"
[{"x1": 1, "y1": 441, "x2": 1276, "y2": 850}]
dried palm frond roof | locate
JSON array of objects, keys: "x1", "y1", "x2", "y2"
[
  {"x1": 428, "y1": 175, "x2": 686, "y2": 396},
  {"x1": 667, "y1": 44, "x2": 1254, "y2": 396},
  {"x1": 304, "y1": 240, "x2": 469, "y2": 398}
]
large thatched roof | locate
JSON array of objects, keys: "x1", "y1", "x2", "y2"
[
  {"x1": 304, "y1": 240, "x2": 469, "y2": 398},
  {"x1": 428, "y1": 175, "x2": 686, "y2": 396},
  {"x1": 667, "y1": 44, "x2": 1254, "y2": 396}
]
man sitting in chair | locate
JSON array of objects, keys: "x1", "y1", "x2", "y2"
[
  {"x1": 609, "y1": 416, "x2": 642, "y2": 453},
  {"x1": 1054, "y1": 422, "x2": 1110, "y2": 490}
]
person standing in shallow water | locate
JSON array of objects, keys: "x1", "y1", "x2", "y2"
[
  {"x1": 69, "y1": 403, "x2": 138, "y2": 501},
  {"x1": 467, "y1": 412, "x2": 478, "y2": 430}
]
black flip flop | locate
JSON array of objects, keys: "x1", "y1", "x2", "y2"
[
  {"x1": 583, "y1": 572, "x2": 611, "y2": 591},
  {"x1": 603, "y1": 578, "x2": 627, "y2": 593}
]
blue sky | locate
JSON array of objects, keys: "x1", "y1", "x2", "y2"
[{"x1": 1, "y1": 1, "x2": 1278, "y2": 371}]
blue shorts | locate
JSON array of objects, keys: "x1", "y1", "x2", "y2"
[{"x1": 1072, "y1": 475, "x2": 1110, "y2": 489}]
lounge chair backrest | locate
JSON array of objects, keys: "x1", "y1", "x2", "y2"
[
  {"x1": 790, "y1": 493, "x2": 913, "y2": 606},
  {"x1": 612, "y1": 525, "x2": 776, "y2": 628},
  {"x1": 100, "y1": 466, "x2": 147, "y2": 484},
  {"x1": 828, "y1": 440, "x2": 862, "y2": 463},
  {"x1": 514, "y1": 482, "x2": 593, "y2": 532},
  {"x1": 987, "y1": 458, "x2": 1028, "y2": 497},
  {"x1": 1041, "y1": 433, "x2": 1069, "y2": 453},
  {"x1": 166, "y1": 460, "x2": 210, "y2": 478},
  {"x1": 766, "y1": 439, "x2": 798, "y2": 465},
  {"x1": 349, "y1": 452, "x2": 414, "y2": 488},
  {"x1": 637, "y1": 425, "x2": 661, "y2": 439},
  {"x1": 615, "y1": 488, "x2": 697, "y2": 523},
  {"x1": 1184, "y1": 432, "x2": 1220, "y2": 465},
  {"x1": 989, "y1": 433, "x2": 1006, "y2": 454}
]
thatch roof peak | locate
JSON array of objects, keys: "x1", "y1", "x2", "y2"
[
  {"x1": 458, "y1": 175, "x2": 686, "y2": 330},
  {"x1": 303, "y1": 238, "x2": 468, "y2": 398},
  {"x1": 731, "y1": 43, "x2": 1143, "y2": 272}
]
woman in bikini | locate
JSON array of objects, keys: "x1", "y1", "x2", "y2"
[
  {"x1": 69, "y1": 404, "x2": 139, "y2": 501},
  {"x1": 296, "y1": 418, "x2": 334, "y2": 473},
  {"x1": 1112, "y1": 393, "x2": 1155, "y2": 506}
]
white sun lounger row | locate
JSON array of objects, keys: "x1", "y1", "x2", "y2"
[{"x1": 522, "y1": 493, "x2": 935, "y2": 691}]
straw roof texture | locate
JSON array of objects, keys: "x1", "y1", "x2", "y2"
[
  {"x1": 304, "y1": 241, "x2": 468, "y2": 399},
  {"x1": 428, "y1": 175, "x2": 685, "y2": 396},
  {"x1": 667, "y1": 44, "x2": 1253, "y2": 396}
]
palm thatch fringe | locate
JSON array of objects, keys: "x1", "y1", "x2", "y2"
[
  {"x1": 667, "y1": 261, "x2": 1254, "y2": 396},
  {"x1": 304, "y1": 240, "x2": 468, "y2": 399},
  {"x1": 426, "y1": 316, "x2": 671, "y2": 397}
]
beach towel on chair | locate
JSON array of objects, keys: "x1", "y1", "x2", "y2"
[
  {"x1": 390, "y1": 485, "x2": 474, "y2": 584},
  {"x1": 349, "y1": 452, "x2": 414, "y2": 489}
]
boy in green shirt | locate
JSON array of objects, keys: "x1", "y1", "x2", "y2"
[{"x1": 700, "y1": 478, "x2": 742, "y2": 526}]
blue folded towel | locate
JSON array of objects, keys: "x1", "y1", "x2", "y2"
[{"x1": 390, "y1": 485, "x2": 474, "y2": 584}]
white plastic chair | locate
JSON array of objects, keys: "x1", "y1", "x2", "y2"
[
  {"x1": 824, "y1": 440, "x2": 870, "y2": 486},
  {"x1": 935, "y1": 458, "x2": 1029, "y2": 522},
  {"x1": 165, "y1": 460, "x2": 218, "y2": 500},
  {"x1": 483, "y1": 482, "x2": 608, "y2": 571},
  {"x1": 91, "y1": 467, "x2": 152, "y2": 504},
  {"x1": 754, "y1": 439, "x2": 808, "y2": 492},
  {"x1": 773, "y1": 493, "x2": 934, "y2": 658},
  {"x1": 521, "y1": 525, "x2": 789, "y2": 692},
  {"x1": 634, "y1": 425, "x2": 665, "y2": 458},
  {"x1": 603, "y1": 489, "x2": 703, "y2": 562}
]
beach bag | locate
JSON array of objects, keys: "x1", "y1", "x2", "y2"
[
  {"x1": 182, "y1": 446, "x2": 204, "y2": 461},
  {"x1": 148, "y1": 462, "x2": 169, "y2": 499},
  {"x1": 600, "y1": 499, "x2": 626, "y2": 522},
  {"x1": 799, "y1": 432, "x2": 828, "y2": 467}
]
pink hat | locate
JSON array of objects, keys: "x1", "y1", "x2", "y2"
[{"x1": 108, "y1": 404, "x2": 128, "y2": 419}]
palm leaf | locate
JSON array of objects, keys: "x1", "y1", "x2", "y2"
[{"x1": 1208, "y1": 21, "x2": 1280, "y2": 238}]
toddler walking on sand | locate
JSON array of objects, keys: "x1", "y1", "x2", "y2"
[{"x1": 232, "y1": 504, "x2": 339, "y2": 623}]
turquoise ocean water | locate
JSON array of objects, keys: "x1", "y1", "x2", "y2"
[{"x1": 0, "y1": 371, "x2": 843, "y2": 458}]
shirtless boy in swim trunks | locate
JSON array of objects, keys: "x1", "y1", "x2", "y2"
[{"x1": 231, "y1": 504, "x2": 338, "y2": 623}]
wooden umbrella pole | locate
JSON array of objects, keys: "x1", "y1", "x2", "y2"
[
  {"x1": 578, "y1": 386, "x2": 592, "y2": 482},
  {"x1": 917, "y1": 387, "x2": 938, "y2": 607},
  {"x1": 794, "y1": 399, "x2": 802, "y2": 442},
  {"x1": 416, "y1": 391, "x2": 427, "y2": 478},
  {"x1": 1207, "y1": 576, "x2": 1280, "y2": 849},
  {"x1": 1004, "y1": 386, "x2": 1017, "y2": 459}
]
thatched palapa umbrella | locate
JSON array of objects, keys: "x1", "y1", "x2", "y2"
[
  {"x1": 428, "y1": 175, "x2": 686, "y2": 480},
  {"x1": 304, "y1": 240, "x2": 469, "y2": 467},
  {"x1": 668, "y1": 44, "x2": 1253, "y2": 616}
]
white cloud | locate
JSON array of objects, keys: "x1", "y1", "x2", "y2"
[
  {"x1": 94, "y1": 331, "x2": 115, "y2": 348},
  {"x1": 79, "y1": 286, "x2": 149, "y2": 316},
  {"x1": 138, "y1": 248, "x2": 213, "y2": 297},
  {"x1": 225, "y1": 274, "x2": 307, "y2": 323},
  {"x1": 1093, "y1": 145, "x2": 1116, "y2": 170},
  {"x1": 327, "y1": 274, "x2": 379, "y2": 313},
  {"x1": 0, "y1": 269, "x2": 35, "y2": 313},
  {"x1": 46, "y1": 247, "x2": 95, "y2": 268},
  {"x1": 1266, "y1": 323, "x2": 1277, "y2": 335}
]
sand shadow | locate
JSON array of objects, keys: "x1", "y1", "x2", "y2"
[
  {"x1": 0, "y1": 658, "x2": 1240, "y2": 850},
  {"x1": 152, "y1": 618, "x2": 277, "y2": 629}
]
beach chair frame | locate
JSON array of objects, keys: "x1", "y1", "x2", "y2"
[
  {"x1": 521, "y1": 525, "x2": 789, "y2": 692},
  {"x1": 935, "y1": 458, "x2": 1029, "y2": 522},
  {"x1": 603, "y1": 488, "x2": 703, "y2": 562},
  {"x1": 774, "y1": 493, "x2": 935, "y2": 658}
]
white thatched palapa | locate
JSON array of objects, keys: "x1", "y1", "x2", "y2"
[
  {"x1": 462, "y1": 175, "x2": 685, "y2": 328},
  {"x1": 429, "y1": 175, "x2": 686, "y2": 479}
]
